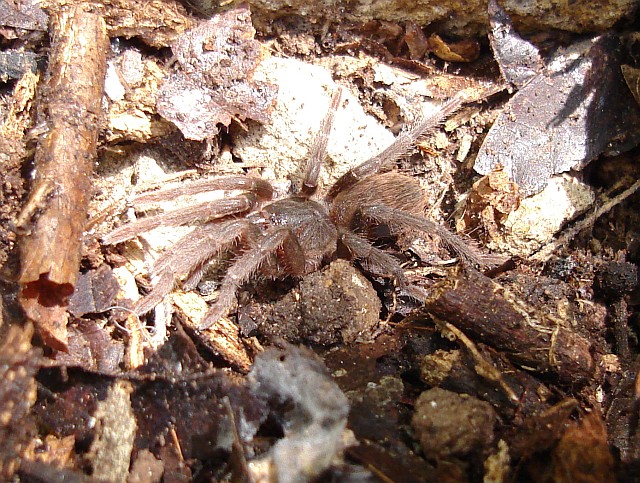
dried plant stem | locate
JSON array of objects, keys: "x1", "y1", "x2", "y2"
[{"x1": 18, "y1": 6, "x2": 108, "y2": 350}]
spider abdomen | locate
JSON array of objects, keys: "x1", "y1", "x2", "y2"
[{"x1": 330, "y1": 171, "x2": 427, "y2": 230}]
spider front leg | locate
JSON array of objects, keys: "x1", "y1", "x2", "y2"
[
  {"x1": 298, "y1": 88, "x2": 342, "y2": 198},
  {"x1": 327, "y1": 94, "x2": 466, "y2": 200},
  {"x1": 197, "y1": 227, "x2": 306, "y2": 331}
]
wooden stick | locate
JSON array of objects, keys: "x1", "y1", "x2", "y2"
[
  {"x1": 18, "y1": 6, "x2": 107, "y2": 350},
  {"x1": 423, "y1": 267, "x2": 595, "y2": 384}
]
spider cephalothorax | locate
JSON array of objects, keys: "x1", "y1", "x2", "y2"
[{"x1": 104, "y1": 89, "x2": 493, "y2": 330}]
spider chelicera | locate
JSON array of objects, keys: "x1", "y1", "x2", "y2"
[{"x1": 104, "y1": 89, "x2": 494, "y2": 330}]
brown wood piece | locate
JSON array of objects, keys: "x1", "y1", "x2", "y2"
[
  {"x1": 171, "y1": 292, "x2": 254, "y2": 373},
  {"x1": 423, "y1": 267, "x2": 595, "y2": 384},
  {"x1": 18, "y1": 6, "x2": 108, "y2": 351},
  {"x1": 420, "y1": 347, "x2": 554, "y2": 422}
]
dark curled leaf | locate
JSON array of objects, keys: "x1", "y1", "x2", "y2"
[
  {"x1": 68, "y1": 265, "x2": 120, "y2": 317},
  {"x1": 53, "y1": 320, "x2": 124, "y2": 373},
  {"x1": 476, "y1": 1, "x2": 640, "y2": 195},
  {"x1": 156, "y1": 4, "x2": 277, "y2": 140},
  {"x1": 132, "y1": 370, "x2": 266, "y2": 462}
]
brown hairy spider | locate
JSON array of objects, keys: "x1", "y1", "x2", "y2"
[{"x1": 104, "y1": 89, "x2": 493, "y2": 330}]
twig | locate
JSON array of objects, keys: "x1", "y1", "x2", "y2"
[
  {"x1": 424, "y1": 267, "x2": 595, "y2": 384},
  {"x1": 18, "y1": 6, "x2": 108, "y2": 350}
]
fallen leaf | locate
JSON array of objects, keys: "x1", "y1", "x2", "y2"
[
  {"x1": 550, "y1": 412, "x2": 614, "y2": 483},
  {"x1": 156, "y1": 4, "x2": 277, "y2": 141},
  {"x1": 457, "y1": 165, "x2": 521, "y2": 242},
  {"x1": 68, "y1": 265, "x2": 120, "y2": 317},
  {"x1": 403, "y1": 21, "x2": 428, "y2": 60},
  {"x1": 475, "y1": 0, "x2": 640, "y2": 195},
  {"x1": 486, "y1": 0, "x2": 542, "y2": 89},
  {"x1": 427, "y1": 33, "x2": 480, "y2": 62}
]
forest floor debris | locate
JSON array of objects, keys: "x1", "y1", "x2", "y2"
[{"x1": 1, "y1": 1, "x2": 640, "y2": 481}]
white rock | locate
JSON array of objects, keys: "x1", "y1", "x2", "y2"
[
  {"x1": 489, "y1": 174, "x2": 595, "y2": 256},
  {"x1": 233, "y1": 56, "x2": 395, "y2": 194}
]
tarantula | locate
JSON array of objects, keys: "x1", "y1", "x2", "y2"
[{"x1": 104, "y1": 89, "x2": 492, "y2": 330}]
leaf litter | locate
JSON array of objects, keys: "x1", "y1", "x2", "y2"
[
  {"x1": 475, "y1": 0, "x2": 640, "y2": 196},
  {"x1": 2, "y1": 1, "x2": 640, "y2": 481}
]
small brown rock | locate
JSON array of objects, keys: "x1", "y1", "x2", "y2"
[
  {"x1": 411, "y1": 387, "x2": 497, "y2": 460},
  {"x1": 244, "y1": 259, "x2": 382, "y2": 345}
]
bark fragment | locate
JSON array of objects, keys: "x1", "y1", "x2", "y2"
[
  {"x1": 41, "y1": 0, "x2": 192, "y2": 47},
  {"x1": 173, "y1": 291, "x2": 254, "y2": 373},
  {"x1": 0, "y1": 70, "x2": 38, "y2": 267},
  {"x1": 18, "y1": 6, "x2": 108, "y2": 350},
  {"x1": 87, "y1": 381, "x2": 136, "y2": 482},
  {"x1": 423, "y1": 267, "x2": 595, "y2": 384},
  {"x1": 156, "y1": 4, "x2": 277, "y2": 141},
  {"x1": 0, "y1": 0, "x2": 47, "y2": 32}
]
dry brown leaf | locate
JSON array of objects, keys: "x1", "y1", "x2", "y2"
[
  {"x1": 427, "y1": 33, "x2": 480, "y2": 62},
  {"x1": 457, "y1": 166, "x2": 521, "y2": 242},
  {"x1": 156, "y1": 4, "x2": 277, "y2": 141}
]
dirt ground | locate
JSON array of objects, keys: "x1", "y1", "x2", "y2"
[{"x1": 1, "y1": 1, "x2": 640, "y2": 482}]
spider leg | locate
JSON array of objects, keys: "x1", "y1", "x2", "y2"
[
  {"x1": 298, "y1": 88, "x2": 343, "y2": 198},
  {"x1": 103, "y1": 176, "x2": 273, "y2": 245},
  {"x1": 198, "y1": 228, "x2": 305, "y2": 331},
  {"x1": 340, "y1": 231, "x2": 430, "y2": 306},
  {"x1": 133, "y1": 219, "x2": 255, "y2": 315},
  {"x1": 103, "y1": 195, "x2": 259, "y2": 244},
  {"x1": 133, "y1": 176, "x2": 274, "y2": 206},
  {"x1": 133, "y1": 271, "x2": 175, "y2": 316},
  {"x1": 357, "y1": 204, "x2": 494, "y2": 267},
  {"x1": 339, "y1": 231, "x2": 408, "y2": 286},
  {"x1": 327, "y1": 93, "x2": 466, "y2": 200}
]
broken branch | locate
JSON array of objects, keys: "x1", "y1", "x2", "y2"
[
  {"x1": 423, "y1": 267, "x2": 595, "y2": 384},
  {"x1": 18, "y1": 5, "x2": 108, "y2": 350}
]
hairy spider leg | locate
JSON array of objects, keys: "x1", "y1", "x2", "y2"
[
  {"x1": 103, "y1": 176, "x2": 273, "y2": 245},
  {"x1": 357, "y1": 204, "x2": 490, "y2": 267},
  {"x1": 340, "y1": 230, "x2": 431, "y2": 304},
  {"x1": 133, "y1": 220, "x2": 256, "y2": 316},
  {"x1": 133, "y1": 271, "x2": 175, "y2": 316},
  {"x1": 326, "y1": 93, "x2": 467, "y2": 200},
  {"x1": 132, "y1": 176, "x2": 274, "y2": 206},
  {"x1": 103, "y1": 196, "x2": 258, "y2": 245},
  {"x1": 339, "y1": 231, "x2": 408, "y2": 285},
  {"x1": 299, "y1": 88, "x2": 343, "y2": 198},
  {"x1": 198, "y1": 228, "x2": 306, "y2": 330}
]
